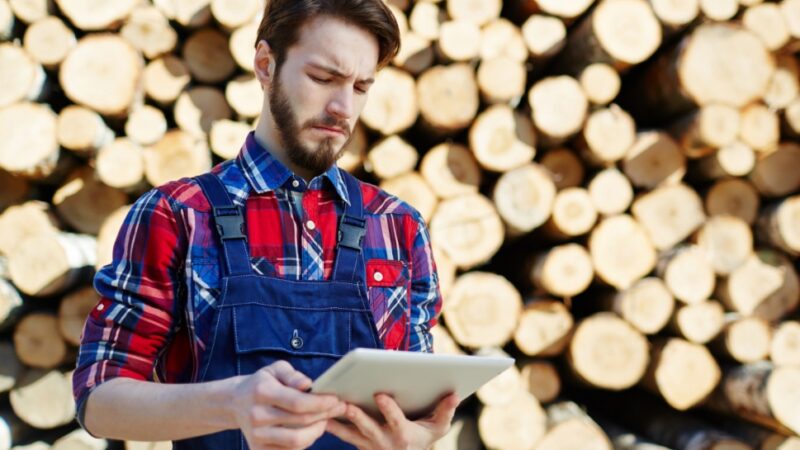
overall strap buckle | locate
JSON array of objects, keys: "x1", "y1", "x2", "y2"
[
  {"x1": 338, "y1": 215, "x2": 366, "y2": 251},
  {"x1": 213, "y1": 206, "x2": 247, "y2": 241}
]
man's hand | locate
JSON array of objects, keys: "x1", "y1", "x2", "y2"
[
  {"x1": 229, "y1": 360, "x2": 347, "y2": 450},
  {"x1": 325, "y1": 392, "x2": 460, "y2": 450}
]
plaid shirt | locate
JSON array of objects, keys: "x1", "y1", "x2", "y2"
[{"x1": 73, "y1": 131, "x2": 442, "y2": 428}]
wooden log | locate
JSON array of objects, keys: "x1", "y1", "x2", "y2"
[
  {"x1": 0, "y1": 278, "x2": 23, "y2": 331},
  {"x1": 386, "y1": 3, "x2": 407, "y2": 36},
  {"x1": 770, "y1": 321, "x2": 800, "y2": 368},
  {"x1": 579, "y1": 63, "x2": 621, "y2": 106},
  {"x1": 540, "y1": 147, "x2": 585, "y2": 190},
  {"x1": 577, "y1": 104, "x2": 636, "y2": 166},
  {"x1": 54, "y1": 0, "x2": 135, "y2": 30},
  {"x1": 0, "y1": 341, "x2": 22, "y2": 393},
  {"x1": 782, "y1": 97, "x2": 800, "y2": 139},
  {"x1": 705, "y1": 178, "x2": 761, "y2": 225},
  {"x1": 699, "y1": 0, "x2": 739, "y2": 20},
  {"x1": 96, "y1": 205, "x2": 130, "y2": 270},
  {"x1": 361, "y1": 67, "x2": 418, "y2": 136},
  {"x1": 59, "y1": 34, "x2": 144, "y2": 117},
  {"x1": 51, "y1": 429, "x2": 107, "y2": 450},
  {"x1": 694, "y1": 215, "x2": 753, "y2": 276},
  {"x1": 643, "y1": 337, "x2": 720, "y2": 410},
  {"x1": 669, "y1": 299, "x2": 725, "y2": 344},
  {"x1": 209, "y1": 0, "x2": 260, "y2": 31},
  {"x1": 764, "y1": 54, "x2": 799, "y2": 111},
  {"x1": 756, "y1": 196, "x2": 800, "y2": 257},
  {"x1": 446, "y1": 0, "x2": 501, "y2": 26},
  {"x1": 657, "y1": 245, "x2": 716, "y2": 305},
  {"x1": 567, "y1": 312, "x2": 650, "y2": 390},
  {"x1": 514, "y1": 0, "x2": 595, "y2": 20},
  {"x1": 477, "y1": 391, "x2": 546, "y2": 450},
  {"x1": 153, "y1": 0, "x2": 211, "y2": 28},
  {"x1": 125, "y1": 441, "x2": 172, "y2": 450},
  {"x1": 475, "y1": 348, "x2": 523, "y2": 407},
  {"x1": 530, "y1": 243, "x2": 594, "y2": 298},
  {"x1": 409, "y1": 1, "x2": 442, "y2": 41},
  {"x1": 622, "y1": 23, "x2": 774, "y2": 122},
  {"x1": 535, "y1": 401, "x2": 613, "y2": 450},
  {"x1": 0, "y1": 42, "x2": 46, "y2": 107},
  {"x1": 442, "y1": 272, "x2": 522, "y2": 348},
  {"x1": 528, "y1": 75, "x2": 588, "y2": 146},
  {"x1": 595, "y1": 418, "x2": 672, "y2": 450},
  {"x1": 650, "y1": 0, "x2": 700, "y2": 30},
  {"x1": 750, "y1": 142, "x2": 800, "y2": 198},
  {"x1": 229, "y1": 22, "x2": 257, "y2": 73},
  {"x1": 632, "y1": 183, "x2": 705, "y2": 250},
  {"x1": 479, "y1": 18, "x2": 528, "y2": 62},
  {"x1": 337, "y1": 122, "x2": 367, "y2": 175},
  {"x1": 143, "y1": 129, "x2": 212, "y2": 187},
  {"x1": 420, "y1": 142, "x2": 481, "y2": 199},
  {"x1": 0, "y1": 0, "x2": 13, "y2": 40},
  {"x1": 416, "y1": 63, "x2": 479, "y2": 134},
  {"x1": 9, "y1": 369, "x2": 76, "y2": 429},
  {"x1": 58, "y1": 286, "x2": 99, "y2": 346},
  {"x1": 184, "y1": 28, "x2": 236, "y2": 84},
  {"x1": 469, "y1": 104, "x2": 536, "y2": 173},
  {"x1": 716, "y1": 250, "x2": 799, "y2": 321},
  {"x1": 366, "y1": 135, "x2": 418, "y2": 181},
  {"x1": 476, "y1": 57, "x2": 527, "y2": 104},
  {"x1": 22, "y1": 16, "x2": 75, "y2": 69},
  {"x1": 780, "y1": 0, "x2": 800, "y2": 51},
  {"x1": 707, "y1": 362, "x2": 800, "y2": 436},
  {"x1": 173, "y1": 79, "x2": 232, "y2": 137},
  {"x1": 588, "y1": 168, "x2": 633, "y2": 216},
  {"x1": 520, "y1": 360, "x2": 561, "y2": 403},
  {"x1": 492, "y1": 163, "x2": 556, "y2": 236},
  {"x1": 392, "y1": 31, "x2": 434, "y2": 75},
  {"x1": 742, "y1": 3, "x2": 791, "y2": 51},
  {"x1": 432, "y1": 416, "x2": 481, "y2": 450},
  {"x1": 543, "y1": 187, "x2": 598, "y2": 238},
  {"x1": 56, "y1": 105, "x2": 114, "y2": 156},
  {"x1": 225, "y1": 74, "x2": 264, "y2": 119},
  {"x1": 125, "y1": 105, "x2": 167, "y2": 147},
  {"x1": 739, "y1": 103, "x2": 780, "y2": 154},
  {"x1": 8, "y1": 231, "x2": 96, "y2": 297},
  {"x1": 600, "y1": 277, "x2": 675, "y2": 335},
  {"x1": 0, "y1": 407, "x2": 36, "y2": 450},
  {"x1": 710, "y1": 417, "x2": 800, "y2": 450},
  {"x1": 669, "y1": 104, "x2": 740, "y2": 159},
  {"x1": 521, "y1": 14, "x2": 566, "y2": 60},
  {"x1": 436, "y1": 19, "x2": 481, "y2": 62},
  {"x1": 143, "y1": 55, "x2": 191, "y2": 106},
  {"x1": 694, "y1": 141, "x2": 756, "y2": 179},
  {"x1": 551, "y1": 0, "x2": 662, "y2": 73},
  {"x1": 95, "y1": 138, "x2": 146, "y2": 192},
  {"x1": 430, "y1": 194, "x2": 502, "y2": 267},
  {"x1": 209, "y1": 120, "x2": 250, "y2": 161},
  {"x1": 8, "y1": 0, "x2": 52, "y2": 24},
  {"x1": 379, "y1": 172, "x2": 438, "y2": 223},
  {"x1": 432, "y1": 245, "x2": 456, "y2": 299},
  {"x1": 0, "y1": 169, "x2": 29, "y2": 212},
  {"x1": 622, "y1": 130, "x2": 686, "y2": 189},
  {"x1": 14, "y1": 442, "x2": 53, "y2": 450},
  {"x1": 13, "y1": 312, "x2": 67, "y2": 369},
  {"x1": 120, "y1": 5, "x2": 177, "y2": 60},
  {"x1": 52, "y1": 166, "x2": 129, "y2": 235},
  {"x1": 589, "y1": 214, "x2": 656, "y2": 290},
  {"x1": 0, "y1": 102, "x2": 58, "y2": 179},
  {"x1": 0, "y1": 201, "x2": 59, "y2": 258},
  {"x1": 513, "y1": 299, "x2": 573, "y2": 357},
  {"x1": 712, "y1": 315, "x2": 772, "y2": 363},
  {"x1": 430, "y1": 323, "x2": 462, "y2": 356}
]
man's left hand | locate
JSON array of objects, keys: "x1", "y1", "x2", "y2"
[{"x1": 325, "y1": 392, "x2": 460, "y2": 450}]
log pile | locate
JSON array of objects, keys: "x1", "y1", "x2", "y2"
[{"x1": 0, "y1": 0, "x2": 799, "y2": 448}]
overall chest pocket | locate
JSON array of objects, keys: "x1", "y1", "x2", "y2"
[{"x1": 366, "y1": 259, "x2": 410, "y2": 350}]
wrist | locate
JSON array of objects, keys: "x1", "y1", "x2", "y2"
[{"x1": 210, "y1": 375, "x2": 245, "y2": 431}]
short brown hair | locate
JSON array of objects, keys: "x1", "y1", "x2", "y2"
[{"x1": 256, "y1": 0, "x2": 401, "y2": 71}]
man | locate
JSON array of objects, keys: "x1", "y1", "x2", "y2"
[{"x1": 72, "y1": 1, "x2": 458, "y2": 448}]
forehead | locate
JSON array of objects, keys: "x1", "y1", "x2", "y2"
[{"x1": 289, "y1": 15, "x2": 380, "y2": 78}]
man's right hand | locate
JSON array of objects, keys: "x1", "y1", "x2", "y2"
[{"x1": 229, "y1": 360, "x2": 346, "y2": 450}]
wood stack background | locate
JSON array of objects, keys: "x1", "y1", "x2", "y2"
[{"x1": 0, "y1": 0, "x2": 799, "y2": 448}]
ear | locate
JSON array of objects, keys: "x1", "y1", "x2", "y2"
[{"x1": 254, "y1": 39, "x2": 276, "y2": 89}]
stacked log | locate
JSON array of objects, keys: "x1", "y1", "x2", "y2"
[{"x1": 1, "y1": 0, "x2": 800, "y2": 449}]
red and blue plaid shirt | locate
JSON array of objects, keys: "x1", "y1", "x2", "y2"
[{"x1": 73, "y1": 131, "x2": 442, "y2": 425}]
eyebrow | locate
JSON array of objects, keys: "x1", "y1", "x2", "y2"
[{"x1": 307, "y1": 62, "x2": 375, "y2": 85}]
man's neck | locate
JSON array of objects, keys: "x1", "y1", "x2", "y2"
[{"x1": 253, "y1": 119, "x2": 317, "y2": 182}]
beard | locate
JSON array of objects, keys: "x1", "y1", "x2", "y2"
[{"x1": 269, "y1": 72, "x2": 352, "y2": 175}]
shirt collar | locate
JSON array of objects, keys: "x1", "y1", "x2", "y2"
[{"x1": 236, "y1": 131, "x2": 351, "y2": 206}]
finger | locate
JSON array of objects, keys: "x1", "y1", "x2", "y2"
[
  {"x1": 265, "y1": 360, "x2": 312, "y2": 391},
  {"x1": 345, "y1": 403, "x2": 388, "y2": 445},
  {"x1": 374, "y1": 393, "x2": 408, "y2": 431},
  {"x1": 257, "y1": 380, "x2": 343, "y2": 414},
  {"x1": 425, "y1": 393, "x2": 460, "y2": 426},
  {"x1": 326, "y1": 418, "x2": 369, "y2": 447},
  {"x1": 252, "y1": 420, "x2": 327, "y2": 448},
  {"x1": 265, "y1": 402, "x2": 347, "y2": 427}
]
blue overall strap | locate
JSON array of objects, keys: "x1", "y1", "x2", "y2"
[
  {"x1": 332, "y1": 171, "x2": 366, "y2": 283},
  {"x1": 194, "y1": 173, "x2": 253, "y2": 277}
]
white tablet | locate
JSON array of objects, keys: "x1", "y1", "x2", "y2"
[{"x1": 310, "y1": 348, "x2": 514, "y2": 420}]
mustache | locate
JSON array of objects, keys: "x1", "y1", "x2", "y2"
[{"x1": 305, "y1": 115, "x2": 350, "y2": 138}]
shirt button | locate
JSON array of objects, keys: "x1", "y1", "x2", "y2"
[
  {"x1": 306, "y1": 220, "x2": 316, "y2": 230},
  {"x1": 292, "y1": 180, "x2": 300, "y2": 188},
  {"x1": 97, "y1": 304, "x2": 104, "y2": 311},
  {"x1": 373, "y1": 271, "x2": 384, "y2": 282}
]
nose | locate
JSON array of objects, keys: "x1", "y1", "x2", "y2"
[{"x1": 326, "y1": 86, "x2": 353, "y2": 120}]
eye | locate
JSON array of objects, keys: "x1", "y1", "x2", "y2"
[
  {"x1": 354, "y1": 85, "x2": 368, "y2": 94},
  {"x1": 309, "y1": 75, "x2": 330, "y2": 84}
]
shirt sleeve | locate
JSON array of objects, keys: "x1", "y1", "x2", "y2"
[
  {"x1": 73, "y1": 187, "x2": 184, "y2": 432},
  {"x1": 407, "y1": 213, "x2": 442, "y2": 353}
]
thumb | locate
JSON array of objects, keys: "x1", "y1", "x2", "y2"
[
  {"x1": 428, "y1": 393, "x2": 459, "y2": 426},
  {"x1": 267, "y1": 361, "x2": 313, "y2": 391}
]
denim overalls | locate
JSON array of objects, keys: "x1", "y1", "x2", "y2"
[{"x1": 173, "y1": 171, "x2": 383, "y2": 449}]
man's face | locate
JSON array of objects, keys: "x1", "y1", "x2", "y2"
[{"x1": 267, "y1": 16, "x2": 379, "y2": 174}]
